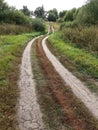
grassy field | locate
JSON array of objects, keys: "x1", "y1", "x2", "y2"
[{"x1": 0, "y1": 32, "x2": 42, "y2": 130}]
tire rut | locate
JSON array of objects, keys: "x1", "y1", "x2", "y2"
[{"x1": 17, "y1": 37, "x2": 44, "y2": 130}]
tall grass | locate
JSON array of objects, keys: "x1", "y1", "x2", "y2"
[
  {"x1": 61, "y1": 26, "x2": 98, "y2": 54},
  {"x1": 0, "y1": 24, "x2": 32, "y2": 35},
  {"x1": 49, "y1": 32, "x2": 98, "y2": 78},
  {"x1": 0, "y1": 32, "x2": 42, "y2": 130}
]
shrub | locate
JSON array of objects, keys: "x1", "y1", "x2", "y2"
[
  {"x1": 32, "y1": 18, "x2": 45, "y2": 32},
  {"x1": 0, "y1": 10, "x2": 30, "y2": 25},
  {"x1": 61, "y1": 26, "x2": 98, "y2": 53}
]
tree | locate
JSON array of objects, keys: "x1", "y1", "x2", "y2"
[
  {"x1": 0, "y1": 0, "x2": 9, "y2": 11},
  {"x1": 64, "y1": 8, "x2": 76, "y2": 21},
  {"x1": 32, "y1": 18, "x2": 45, "y2": 32},
  {"x1": 34, "y1": 5, "x2": 45, "y2": 19},
  {"x1": 20, "y1": 6, "x2": 31, "y2": 16},
  {"x1": 76, "y1": 0, "x2": 98, "y2": 24},
  {"x1": 47, "y1": 8, "x2": 58, "y2": 22},
  {"x1": 47, "y1": 13, "x2": 57, "y2": 22},
  {"x1": 59, "y1": 10, "x2": 67, "y2": 18}
]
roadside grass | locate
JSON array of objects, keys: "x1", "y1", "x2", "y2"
[
  {"x1": 0, "y1": 32, "x2": 41, "y2": 130},
  {"x1": 31, "y1": 37, "x2": 98, "y2": 130},
  {"x1": 49, "y1": 32, "x2": 98, "y2": 78}
]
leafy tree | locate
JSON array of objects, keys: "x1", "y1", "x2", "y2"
[
  {"x1": 76, "y1": 0, "x2": 98, "y2": 24},
  {"x1": 20, "y1": 6, "x2": 31, "y2": 16},
  {"x1": 34, "y1": 5, "x2": 45, "y2": 19},
  {"x1": 47, "y1": 8, "x2": 58, "y2": 22},
  {"x1": 0, "y1": 10, "x2": 30, "y2": 25},
  {"x1": 64, "y1": 8, "x2": 76, "y2": 21},
  {"x1": 32, "y1": 18, "x2": 45, "y2": 32},
  {"x1": 0, "y1": 0, "x2": 9, "y2": 11},
  {"x1": 59, "y1": 10, "x2": 67, "y2": 18},
  {"x1": 47, "y1": 12, "x2": 57, "y2": 22}
]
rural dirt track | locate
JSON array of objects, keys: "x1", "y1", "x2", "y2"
[
  {"x1": 42, "y1": 36, "x2": 98, "y2": 120},
  {"x1": 17, "y1": 37, "x2": 44, "y2": 130}
]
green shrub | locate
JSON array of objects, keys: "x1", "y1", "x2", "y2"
[
  {"x1": 0, "y1": 10, "x2": 31, "y2": 25},
  {"x1": 61, "y1": 26, "x2": 98, "y2": 53},
  {"x1": 32, "y1": 18, "x2": 45, "y2": 32}
]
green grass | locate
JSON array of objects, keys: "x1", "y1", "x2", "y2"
[
  {"x1": 0, "y1": 32, "x2": 42, "y2": 130},
  {"x1": 49, "y1": 32, "x2": 98, "y2": 78}
]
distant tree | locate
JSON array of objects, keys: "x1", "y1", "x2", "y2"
[
  {"x1": 20, "y1": 6, "x2": 31, "y2": 16},
  {"x1": 64, "y1": 8, "x2": 76, "y2": 21},
  {"x1": 59, "y1": 10, "x2": 67, "y2": 18},
  {"x1": 47, "y1": 12, "x2": 57, "y2": 22},
  {"x1": 32, "y1": 18, "x2": 45, "y2": 32},
  {"x1": 47, "y1": 8, "x2": 58, "y2": 22},
  {"x1": 34, "y1": 5, "x2": 45, "y2": 19}
]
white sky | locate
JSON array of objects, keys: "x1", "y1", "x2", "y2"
[{"x1": 5, "y1": 0, "x2": 87, "y2": 12}]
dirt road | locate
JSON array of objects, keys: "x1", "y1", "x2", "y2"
[
  {"x1": 42, "y1": 36, "x2": 98, "y2": 120},
  {"x1": 17, "y1": 32, "x2": 98, "y2": 130},
  {"x1": 17, "y1": 37, "x2": 44, "y2": 130}
]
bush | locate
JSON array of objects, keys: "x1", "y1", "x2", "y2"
[
  {"x1": 32, "y1": 18, "x2": 45, "y2": 32},
  {"x1": 76, "y1": 0, "x2": 98, "y2": 25},
  {"x1": 61, "y1": 26, "x2": 98, "y2": 53},
  {"x1": 60, "y1": 21, "x2": 78, "y2": 29},
  {"x1": 0, "y1": 10, "x2": 30, "y2": 25}
]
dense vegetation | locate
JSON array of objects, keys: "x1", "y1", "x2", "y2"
[
  {"x1": 57, "y1": 0, "x2": 98, "y2": 54},
  {"x1": 0, "y1": 0, "x2": 46, "y2": 34},
  {"x1": 48, "y1": 0, "x2": 98, "y2": 83}
]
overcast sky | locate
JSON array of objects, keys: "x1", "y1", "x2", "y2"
[{"x1": 5, "y1": 0, "x2": 87, "y2": 12}]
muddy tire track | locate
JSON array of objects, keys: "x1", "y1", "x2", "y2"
[
  {"x1": 42, "y1": 36, "x2": 98, "y2": 120},
  {"x1": 17, "y1": 37, "x2": 44, "y2": 130}
]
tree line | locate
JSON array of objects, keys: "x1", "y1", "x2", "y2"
[
  {"x1": 0, "y1": 0, "x2": 98, "y2": 31},
  {"x1": 58, "y1": 0, "x2": 98, "y2": 26}
]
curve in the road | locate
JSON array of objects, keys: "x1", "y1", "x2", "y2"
[{"x1": 42, "y1": 36, "x2": 98, "y2": 120}]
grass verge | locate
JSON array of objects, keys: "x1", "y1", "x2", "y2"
[
  {"x1": 0, "y1": 32, "x2": 42, "y2": 130},
  {"x1": 48, "y1": 32, "x2": 98, "y2": 94}
]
